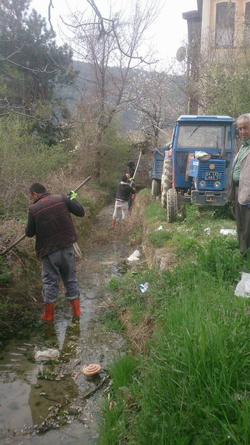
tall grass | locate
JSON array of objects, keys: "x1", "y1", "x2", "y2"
[
  {"x1": 99, "y1": 213, "x2": 250, "y2": 444},
  {"x1": 129, "y1": 269, "x2": 250, "y2": 444}
]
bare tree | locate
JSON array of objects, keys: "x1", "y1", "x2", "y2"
[
  {"x1": 130, "y1": 67, "x2": 185, "y2": 146},
  {"x1": 62, "y1": 0, "x2": 161, "y2": 179}
]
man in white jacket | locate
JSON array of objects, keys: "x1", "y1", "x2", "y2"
[{"x1": 228, "y1": 114, "x2": 250, "y2": 259}]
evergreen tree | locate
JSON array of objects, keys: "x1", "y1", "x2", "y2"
[{"x1": 0, "y1": 0, "x2": 76, "y2": 143}]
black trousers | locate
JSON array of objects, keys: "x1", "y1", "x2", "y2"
[{"x1": 235, "y1": 187, "x2": 250, "y2": 257}]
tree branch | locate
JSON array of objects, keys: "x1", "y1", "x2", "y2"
[{"x1": 48, "y1": 0, "x2": 55, "y2": 34}]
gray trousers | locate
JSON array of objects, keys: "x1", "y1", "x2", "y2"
[
  {"x1": 235, "y1": 187, "x2": 250, "y2": 257},
  {"x1": 41, "y1": 246, "x2": 80, "y2": 303},
  {"x1": 113, "y1": 200, "x2": 128, "y2": 220}
]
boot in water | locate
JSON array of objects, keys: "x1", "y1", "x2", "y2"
[
  {"x1": 41, "y1": 303, "x2": 55, "y2": 322},
  {"x1": 70, "y1": 298, "x2": 82, "y2": 317}
]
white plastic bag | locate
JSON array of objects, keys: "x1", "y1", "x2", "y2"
[
  {"x1": 127, "y1": 250, "x2": 141, "y2": 262},
  {"x1": 220, "y1": 229, "x2": 237, "y2": 236},
  {"x1": 34, "y1": 348, "x2": 60, "y2": 361},
  {"x1": 235, "y1": 273, "x2": 250, "y2": 298}
]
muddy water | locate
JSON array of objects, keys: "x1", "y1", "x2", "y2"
[{"x1": 0, "y1": 206, "x2": 142, "y2": 444}]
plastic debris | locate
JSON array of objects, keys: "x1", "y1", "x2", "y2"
[
  {"x1": 157, "y1": 226, "x2": 163, "y2": 231},
  {"x1": 34, "y1": 348, "x2": 60, "y2": 361},
  {"x1": 82, "y1": 364, "x2": 101, "y2": 376},
  {"x1": 220, "y1": 229, "x2": 237, "y2": 236},
  {"x1": 127, "y1": 250, "x2": 141, "y2": 262},
  {"x1": 139, "y1": 283, "x2": 149, "y2": 293},
  {"x1": 195, "y1": 151, "x2": 211, "y2": 161},
  {"x1": 235, "y1": 273, "x2": 250, "y2": 298},
  {"x1": 204, "y1": 228, "x2": 211, "y2": 235}
]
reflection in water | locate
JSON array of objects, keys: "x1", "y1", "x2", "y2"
[{"x1": 29, "y1": 320, "x2": 81, "y2": 430}]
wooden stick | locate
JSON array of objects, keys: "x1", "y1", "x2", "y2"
[
  {"x1": 70, "y1": 176, "x2": 91, "y2": 194},
  {"x1": 1, "y1": 234, "x2": 26, "y2": 256},
  {"x1": 132, "y1": 150, "x2": 142, "y2": 181},
  {"x1": 153, "y1": 124, "x2": 169, "y2": 137}
]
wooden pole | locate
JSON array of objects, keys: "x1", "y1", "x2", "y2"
[
  {"x1": 72, "y1": 176, "x2": 91, "y2": 193},
  {"x1": 132, "y1": 150, "x2": 142, "y2": 181},
  {"x1": 1, "y1": 234, "x2": 26, "y2": 256},
  {"x1": 153, "y1": 124, "x2": 169, "y2": 137}
]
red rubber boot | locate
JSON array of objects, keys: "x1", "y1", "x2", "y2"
[
  {"x1": 70, "y1": 298, "x2": 82, "y2": 317},
  {"x1": 40, "y1": 303, "x2": 55, "y2": 322}
]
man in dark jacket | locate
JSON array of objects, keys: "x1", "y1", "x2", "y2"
[
  {"x1": 112, "y1": 175, "x2": 135, "y2": 228},
  {"x1": 25, "y1": 183, "x2": 84, "y2": 322}
]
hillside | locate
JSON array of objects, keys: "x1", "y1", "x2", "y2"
[{"x1": 56, "y1": 61, "x2": 185, "y2": 134}]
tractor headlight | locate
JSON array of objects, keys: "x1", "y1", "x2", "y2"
[
  {"x1": 199, "y1": 180, "x2": 206, "y2": 187},
  {"x1": 215, "y1": 181, "x2": 221, "y2": 188}
]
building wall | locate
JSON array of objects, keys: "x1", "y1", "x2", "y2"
[
  {"x1": 201, "y1": 0, "x2": 250, "y2": 52},
  {"x1": 183, "y1": 0, "x2": 250, "y2": 114}
]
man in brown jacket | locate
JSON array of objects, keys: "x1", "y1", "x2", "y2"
[
  {"x1": 228, "y1": 114, "x2": 250, "y2": 259},
  {"x1": 25, "y1": 183, "x2": 84, "y2": 321}
]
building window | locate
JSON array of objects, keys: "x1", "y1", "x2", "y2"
[
  {"x1": 215, "y1": 2, "x2": 235, "y2": 47},
  {"x1": 246, "y1": 2, "x2": 250, "y2": 23},
  {"x1": 245, "y1": 2, "x2": 250, "y2": 41}
]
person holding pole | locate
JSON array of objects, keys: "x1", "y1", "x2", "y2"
[
  {"x1": 112, "y1": 175, "x2": 135, "y2": 228},
  {"x1": 25, "y1": 183, "x2": 85, "y2": 322}
]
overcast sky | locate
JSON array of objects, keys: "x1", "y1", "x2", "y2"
[{"x1": 30, "y1": 0, "x2": 197, "y2": 64}]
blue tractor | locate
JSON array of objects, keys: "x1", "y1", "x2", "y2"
[{"x1": 161, "y1": 115, "x2": 235, "y2": 222}]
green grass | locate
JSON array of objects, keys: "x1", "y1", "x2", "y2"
[
  {"x1": 144, "y1": 201, "x2": 168, "y2": 225},
  {"x1": 0, "y1": 257, "x2": 11, "y2": 283},
  {"x1": 101, "y1": 309, "x2": 125, "y2": 332},
  {"x1": 147, "y1": 230, "x2": 172, "y2": 248},
  {"x1": 98, "y1": 200, "x2": 250, "y2": 445},
  {"x1": 128, "y1": 268, "x2": 250, "y2": 444}
]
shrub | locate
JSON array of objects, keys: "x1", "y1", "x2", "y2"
[{"x1": 0, "y1": 116, "x2": 70, "y2": 218}]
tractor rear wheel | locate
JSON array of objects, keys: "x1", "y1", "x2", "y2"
[
  {"x1": 161, "y1": 158, "x2": 172, "y2": 208},
  {"x1": 151, "y1": 179, "x2": 161, "y2": 197},
  {"x1": 167, "y1": 188, "x2": 178, "y2": 223}
]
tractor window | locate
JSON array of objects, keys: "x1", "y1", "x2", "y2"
[{"x1": 177, "y1": 125, "x2": 232, "y2": 151}]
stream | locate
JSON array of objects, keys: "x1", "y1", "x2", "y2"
[{"x1": 0, "y1": 205, "x2": 142, "y2": 444}]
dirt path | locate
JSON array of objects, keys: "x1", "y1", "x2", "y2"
[{"x1": 0, "y1": 204, "x2": 141, "y2": 444}]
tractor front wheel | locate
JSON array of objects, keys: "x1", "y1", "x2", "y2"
[
  {"x1": 167, "y1": 188, "x2": 178, "y2": 223},
  {"x1": 161, "y1": 158, "x2": 172, "y2": 208}
]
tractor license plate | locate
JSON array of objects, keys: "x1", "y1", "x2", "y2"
[{"x1": 205, "y1": 172, "x2": 219, "y2": 180}]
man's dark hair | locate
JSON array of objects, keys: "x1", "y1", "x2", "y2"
[
  {"x1": 122, "y1": 175, "x2": 129, "y2": 182},
  {"x1": 30, "y1": 183, "x2": 46, "y2": 194}
]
